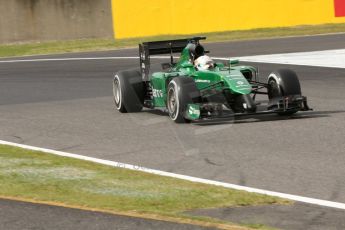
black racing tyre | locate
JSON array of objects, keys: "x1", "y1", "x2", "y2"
[
  {"x1": 167, "y1": 77, "x2": 200, "y2": 123},
  {"x1": 113, "y1": 70, "x2": 144, "y2": 113},
  {"x1": 267, "y1": 69, "x2": 301, "y2": 99},
  {"x1": 267, "y1": 69, "x2": 302, "y2": 115}
]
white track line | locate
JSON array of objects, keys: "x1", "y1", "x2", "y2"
[
  {"x1": 1, "y1": 139, "x2": 345, "y2": 210},
  {"x1": 235, "y1": 49, "x2": 345, "y2": 69},
  {"x1": 2, "y1": 48, "x2": 345, "y2": 69},
  {"x1": 0, "y1": 56, "x2": 258, "y2": 63},
  {"x1": 0, "y1": 56, "x2": 177, "y2": 63},
  {"x1": 0, "y1": 56, "x2": 229, "y2": 63}
]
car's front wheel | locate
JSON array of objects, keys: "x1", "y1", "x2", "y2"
[
  {"x1": 267, "y1": 69, "x2": 302, "y2": 115},
  {"x1": 167, "y1": 77, "x2": 200, "y2": 123}
]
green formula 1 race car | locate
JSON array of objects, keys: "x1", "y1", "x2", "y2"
[{"x1": 113, "y1": 37, "x2": 311, "y2": 123}]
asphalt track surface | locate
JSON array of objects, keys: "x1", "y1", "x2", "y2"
[
  {"x1": 1, "y1": 34, "x2": 345, "y2": 229},
  {"x1": 0, "y1": 199, "x2": 214, "y2": 230}
]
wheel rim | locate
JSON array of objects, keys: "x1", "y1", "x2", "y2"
[
  {"x1": 113, "y1": 77, "x2": 121, "y2": 108},
  {"x1": 167, "y1": 87, "x2": 178, "y2": 120},
  {"x1": 268, "y1": 79, "x2": 281, "y2": 98}
]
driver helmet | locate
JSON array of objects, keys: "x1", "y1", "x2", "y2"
[{"x1": 194, "y1": 55, "x2": 214, "y2": 70}]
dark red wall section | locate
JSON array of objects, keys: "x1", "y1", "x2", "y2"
[{"x1": 334, "y1": 0, "x2": 345, "y2": 17}]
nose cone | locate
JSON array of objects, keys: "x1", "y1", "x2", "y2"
[{"x1": 222, "y1": 71, "x2": 252, "y2": 94}]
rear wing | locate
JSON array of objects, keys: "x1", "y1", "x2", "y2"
[{"x1": 139, "y1": 37, "x2": 206, "y2": 81}]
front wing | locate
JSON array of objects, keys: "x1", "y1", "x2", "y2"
[{"x1": 185, "y1": 95, "x2": 312, "y2": 122}]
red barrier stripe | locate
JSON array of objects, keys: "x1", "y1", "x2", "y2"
[{"x1": 334, "y1": 0, "x2": 345, "y2": 17}]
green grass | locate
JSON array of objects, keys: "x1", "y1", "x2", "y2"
[
  {"x1": 243, "y1": 224, "x2": 278, "y2": 230},
  {"x1": 1, "y1": 23, "x2": 345, "y2": 58},
  {"x1": 0, "y1": 144, "x2": 289, "y2": 229}
]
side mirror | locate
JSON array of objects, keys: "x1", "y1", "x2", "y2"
[
  {"x1": 215, "y1": 62, "x2": 225, "y2": 68},
  {"x1": 229, "y1": 59, "x2": 239, "y2": 65}
]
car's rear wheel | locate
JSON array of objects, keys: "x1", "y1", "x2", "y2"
[
  {"x1": 113, "y1": 70, "x2": 144, "y2": 113},
  {"x1": 167, "y1": 77, "x2": 200, "y2": 123},
  {"x1": 267, "y1": 69, "x2": 301, "y2": 115}
]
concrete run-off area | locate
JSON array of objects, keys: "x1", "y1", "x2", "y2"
[{"x1": 0, "y1": 0, "x2": 113, "y2": 43}]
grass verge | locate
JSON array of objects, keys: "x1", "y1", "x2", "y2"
[
  {"x1": 0, "y1": 144, "x2": 289, "y2": 229},
  {"x1": 1, "y1": 23, "x2": 345, "y2": 58}
]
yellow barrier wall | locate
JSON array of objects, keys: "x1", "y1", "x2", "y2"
[{"x1": 112, "y1": 0, "x2": 345, "y2": 39}]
